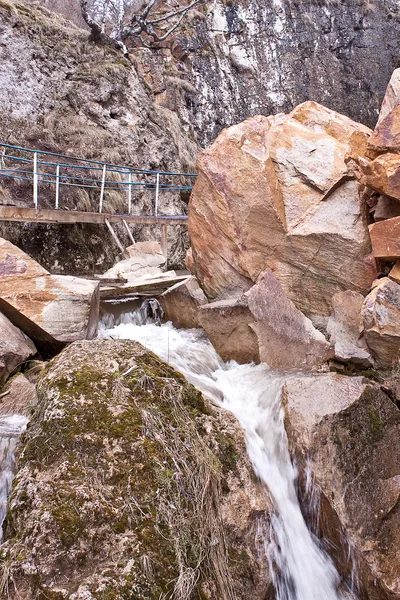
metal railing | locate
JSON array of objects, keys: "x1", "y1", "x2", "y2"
[{"x1": 0, "y1": 143, "x2": 197, "y2": 217}]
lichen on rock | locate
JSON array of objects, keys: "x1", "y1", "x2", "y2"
[{"x1": 0, "y1": 339, "x2": 271, "y2": 600}]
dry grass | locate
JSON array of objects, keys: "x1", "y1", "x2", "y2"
[{"x1": 140, "y1": 381, "x2": 236, "y2": 600}]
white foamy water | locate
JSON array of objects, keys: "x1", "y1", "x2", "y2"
[
  {"x1": 0, "y1": 414, "x2": 28, "y2": 544},
  {"x1": 101, "y1": 318, "x2": 351, "y2": 600}
]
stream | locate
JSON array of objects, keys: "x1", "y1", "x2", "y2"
[{"x1": 101, "y1": 317, "x2": 353, "y2": 600}]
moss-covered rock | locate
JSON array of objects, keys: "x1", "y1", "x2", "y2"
[{"x1": 0, "y1": 340, "x2": 272, "y2": 600}]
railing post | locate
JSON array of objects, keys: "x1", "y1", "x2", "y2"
[
  {"x1": 55, "y1": 164, "x2": 60, "y2": 209},
  {"x1": 155, "y1": 172, "x2": 160, "y2": 217},
  {"x1": 99, "y1": 164, "x2": 106, "y2": 213},
  {"x1": 1, "y1": 148, "x2": 6, "y2": 169},
  {"x1": 128, "y1": 172, "x2": 132, "y2": 214},
  {"x1": 33, "y1": 152, "x2": 38, "y2": 209}
]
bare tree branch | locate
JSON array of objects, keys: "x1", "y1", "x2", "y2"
[
  {"x1": 148, "y1": 0, "x2": 202, "y2": 25},
  {"x1": 80, "y1": 0, "x2": 204, "y2": 50}
]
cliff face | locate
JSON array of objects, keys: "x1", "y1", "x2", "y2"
[
  {"x1": 177, "y1": 0, "x2": 400, "y2": 144},
  {"x1": 0, "y1": 0, "x2": 399, "y2": 273},
  {"x1": 0, "y1": 1, "x2": 199, "y2": 272}
]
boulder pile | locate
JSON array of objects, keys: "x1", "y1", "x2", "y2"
[
  {"x1": 186, "y1": 70, "x2": 400, "y2": 371},
  {"x1": 182, "y1": 69, "x2": 400, "y2": 599}
]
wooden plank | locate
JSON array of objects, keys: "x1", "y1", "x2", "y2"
[
  {"x1": 0, "y1": 206, "x2": 188, "y2": 226},
  {"x1": 161, "y1": 224, "x2": 168, "y2": 263},
  {"x1": 100, "y1": 274, "x2": 189, "y2": 300},
  {"x1": 369, "y1": 217, "x2": 400, "y2": 259},
  {"x1": 105, "y1": 219, "x2": 124, "y2": 253},
  {"x1": 122, "y1": 219, "x2": 135, "y2": 245}
]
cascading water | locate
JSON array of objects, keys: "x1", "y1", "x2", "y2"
[
  {"x1": 0, "y1": 414, "x2": 28, "y2": 544},
  {"x1": 101, "y1": 312, "x2": 355, "y2": 600}
]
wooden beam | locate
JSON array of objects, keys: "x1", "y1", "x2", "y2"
[
  {"x1": 105, "y1": 219, "x2": 124, "y2": 253},
  {"x1": 161, "y1": 224, "x2": 168, "y2": 263},
  {"x1": 122, "y1": 219, "x2": 135, "y2": 245},
  {"x1": 0, "y1": 206, "x2": 188, "y2": 226},
  {"x1": 100, "y1": 275, "x2": 189, "y2": 300}
]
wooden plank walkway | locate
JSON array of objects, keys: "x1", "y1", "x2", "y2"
[{"x1": 0, "y1": 206, "x2": 188, "y2": 226}]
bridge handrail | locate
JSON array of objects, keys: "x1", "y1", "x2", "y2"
[
  {"x1": 0, "y1": 143, "x2": 197, "y2": 177},
  {"x1": 0, "y1": 141, "x2": 197, "y2": 217}
]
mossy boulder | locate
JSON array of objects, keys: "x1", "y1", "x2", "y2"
[{"x1": 0, "y1": 340, "x2": 272, "y2": 600}]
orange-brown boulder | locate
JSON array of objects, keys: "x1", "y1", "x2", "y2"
[
  {"x1": 0, "y1": 239, "x2": 100, "y2": 342},
  {"x1": 368, "y1": 103, "x2": 400, "y2": 154},
  {"x1": 160, "y1": 276, "x2": 208, "y2": 329},
  {"x1": 245, "y1": 269, "x2": 331, "y2": 369},
  {"x1": 198, "y1": 298, "x2": 259, "y2": 364},
  {"x1": 188, "y1": 102, "x2": 376, "y2": 325},
  {"x1": 373, "y1": 195, "x2": 400, "y2": 221},
  {"x1": 362, "y1": 153, "x2": 400, "y2": 201},
  {"x1": 369, "y1": 216, "x2": 400, "y2": 259}
]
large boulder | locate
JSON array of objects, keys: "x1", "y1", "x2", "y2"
[
  {"x1": 362, "y1": 278, "x2": 400, "y2": 368},
  {"x1": 1, "y1": 340, "x2": 273, "y2": 600},
  {"x1": 362, "y1": 153, "x2": 400, "y2": 201},
  {"x1": 188, "y1": 102, "x2": 376, "y2": 325},
  {"x1": 369, "y1": 216, "x2": 400, "y2": 259},
  {"x1": 0, "y1": 239, "x2": 100, "y2": 342},
  {"x1": 368, "y1": 104, "x2": 400, "y2": 154},
  {"x1": 0, "y1": 313, "x2": 36, "y2": 384},
  {"x1": 283, "y1": 373, "x2": 400, "y2": 599}
]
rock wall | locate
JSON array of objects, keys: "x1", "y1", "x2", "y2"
[
  {"x1": 177, "y1": 0, "x2": 400, "y2": 145},
  {"x1": 0, "y1": 0, "x2": 399, "y2": 273}
]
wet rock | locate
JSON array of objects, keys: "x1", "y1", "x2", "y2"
[
  {"x1": 327, "y1": 290, "x2": 372, "y2": 367},
  {"x1": 362, "y1": 278, "x2": 400, "y2": 368},
  {"x1": 188, "y1": 104, "x2": 376, "y2": 324},
  {"x1": 377, "y1": 68, "x2": 400, "y2": 125},
  {"x1": 245, "y1": 270, "x2": 331, "y2": 369},
  {"x1": 198, "y1": 298, "x2": 259, "y2": 364},
  {"x1": 0, "y1": 313, "x2": 36, "y2": 384},
  {"x1": 160, "y1": 275, "x2": 208, "y2": 329},
  {"x1": 283, "y1": 374, "x2": 400, "y2": 599},
  {"x1": 0, "y1": 239, "x2": 100, "y2": 342},
  {"x1": 1, "y1": 340, "x2": 272, "y2": 600}
]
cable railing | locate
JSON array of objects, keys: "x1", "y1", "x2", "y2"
[{"x1": 0, "y1": 143, "x2": 197, "y2": 217}]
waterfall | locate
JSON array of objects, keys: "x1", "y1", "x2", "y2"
[
  {"x1": 0, "y1": 414, "x2": 28, "y2": 544},
  {"x1": 101, "y1": 317, "x2": 353, "y2": 600}
]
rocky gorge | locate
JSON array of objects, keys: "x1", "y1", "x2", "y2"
[{"x1": 0, "y1": 2, "x2": 400, "y2": 600}]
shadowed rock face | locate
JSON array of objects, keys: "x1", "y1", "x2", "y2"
[
  {"x1": 1, "y1": 340, "x2": 273, "y2": 600},
  {"x1": 283, "y1": 374, "x2": 400, "y2": 599}
]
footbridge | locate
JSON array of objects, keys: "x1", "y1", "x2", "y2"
[{"x1": 0, "y1": 143, "x2": 196, "y2": 257}]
